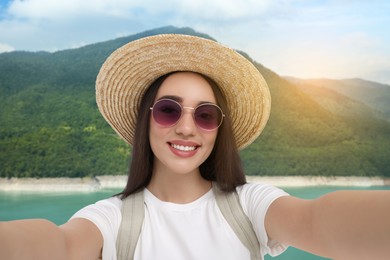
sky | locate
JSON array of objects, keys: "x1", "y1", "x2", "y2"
[{"x1": 0, "y1": 0, "x2": 389, "y2": 85}]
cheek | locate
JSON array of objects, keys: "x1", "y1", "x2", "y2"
[
  {"x1": 203, "y1": 131, "x2": 218, "y2": 152},
  {"x1": 149, "y1": 119, "x2": 168, "y2": 147},
  {"x1": 149, "y1": 125, "x2": 160, "y2": 158},
  {"x1": 149, "y1": 119, "x2": 159, "y2": 144}
]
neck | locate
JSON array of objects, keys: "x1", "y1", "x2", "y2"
[{"x1": 147, "y1": 169, "x2": 212, "y2": 204}]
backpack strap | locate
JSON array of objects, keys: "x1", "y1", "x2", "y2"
[
  {"x1": 116, "y1": 190, "x2": 144, "y2": 260},
  {"x1": 212, "y1": 183, "x2": 262, "y2": 260}
]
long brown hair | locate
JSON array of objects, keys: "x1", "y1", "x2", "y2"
[{"x1": 118, "y1": 72, "x2": 246, "y2": 199}]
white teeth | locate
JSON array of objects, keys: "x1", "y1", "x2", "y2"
[{"x1": 171, "y1": 144, "x2": 196, "y2": 151}]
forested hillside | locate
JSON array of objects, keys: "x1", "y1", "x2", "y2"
[
  {"x1": 1, "y1": 26, "x2": 390, "y2": 178},
  {"x1": 286, "y1": 77, "x2": 390, "y2": 122}
]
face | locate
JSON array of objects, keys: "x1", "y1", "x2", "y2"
[{"x1": 149, "y1": 72, "x2": 219, "y2": 176}]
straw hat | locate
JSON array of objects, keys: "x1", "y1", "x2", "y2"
[{"x1": 96, "y1": 34, "x2": 271, "y2": 150}]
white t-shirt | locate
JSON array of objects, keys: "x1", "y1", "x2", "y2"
[{"x1": 71, "y1": 182, "x2": 289, "y2": 260}]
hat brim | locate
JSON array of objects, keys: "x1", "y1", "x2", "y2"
[{"x1": 96, "y1": 34, "x2": 271, "y2": 150}]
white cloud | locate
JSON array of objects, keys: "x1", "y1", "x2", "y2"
[
  {"x1": 5, "y1": 0, "x2": 275, "y2": 22},
  {"x1": 341, "y1": 32, "x2": 380, "y2": 48},
  {"x1": 0, "y1": 0, "x2": 389, "y2": 84},
  {"x1": 0, "y1": 42, "x2": 15, "y2": 53},
  {"x1": 1, "y1": 0, "x2": 278, "y2": 52},
  {"x1": 175, "y1": 0, "x2": 272, "y2": 20},
  {"x1": 7, "y1": 0, "x2": 147, "y2": 20}
]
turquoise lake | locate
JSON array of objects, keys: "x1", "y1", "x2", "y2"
[{"x1": 1, "y1": 185, "x2": 389, "y2": 259}]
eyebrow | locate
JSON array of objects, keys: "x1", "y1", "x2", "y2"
[{"x1": 157, "y1": 95, "x2": 216, "y2": 105}]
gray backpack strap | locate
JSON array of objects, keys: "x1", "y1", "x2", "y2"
[
  {"x1": 116, "y1": 190, "x2": 144, "y2": 260},
  {"x1": 213, "y1": 183, "x2": 262, "y2": 260}
]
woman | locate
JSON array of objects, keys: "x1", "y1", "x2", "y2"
[{"x1": 1, "y1": 34, "x2": 389, "y2": 260}]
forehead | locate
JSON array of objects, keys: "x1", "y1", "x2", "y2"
[{"x1": 155, "y1": 72, "x2": 217, "y2": 103}]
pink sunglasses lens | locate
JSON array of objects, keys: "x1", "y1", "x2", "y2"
[
  {"x1": 194, "y1": 104, "x2": 223, "y2": 130},
  {"x1": 152, "y1": 99, "x2": 182, "y2": 127}
]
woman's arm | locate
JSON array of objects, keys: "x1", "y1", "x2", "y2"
[
  {"x1": 0, "y1": 218, "x2": 102, "y2": 260},
  {"x1": 265, "y1": 190, "x2": 390, "y2": 260}
]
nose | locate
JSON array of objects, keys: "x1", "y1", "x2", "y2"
[{"x1": 175, "y1": 107, "x2": 196, "y2": 136}]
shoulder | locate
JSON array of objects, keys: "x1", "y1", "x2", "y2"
[
  {"x1": 235, "y1": 182, "x2": 289, "y2": 223},
  {"x1": 236, "y1": 182, "x2": 289, "y2": 206},
  {"x1": 70, "y1": 196, "x2": 123, "y2": 237},
  {"x1": 235, "y1": 182, "x2": 288, "y2": 218},
  {"x1": 72, "y1": 196, "x2": 123, "y2": 218}
]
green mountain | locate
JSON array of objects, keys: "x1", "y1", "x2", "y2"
[
  {"x1": 1, "y1": 26, "x2": 390, "y2": 178},
  {"x1": 286, "y1": 77, "x2": 390, "y2": 122}
]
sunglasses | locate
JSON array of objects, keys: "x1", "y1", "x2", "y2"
[{"x1": 150, "y1": 98, "x2": 225, "y2": 131}]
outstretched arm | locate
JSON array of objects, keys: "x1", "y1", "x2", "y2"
[
  {"x1": 0, "y1": 218, "x2": 102, "y2": 260},
  {"x1": 266, "y1": 190, "x2": 390, "y2": 260}
]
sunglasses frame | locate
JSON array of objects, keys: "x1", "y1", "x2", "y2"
[{"x1": 150, "y1": 98, "x2": 225, "y2": 131}]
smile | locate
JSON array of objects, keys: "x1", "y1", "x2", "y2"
[{"x1": 170, "y1": 143, "x2": 197, "y2": 151}]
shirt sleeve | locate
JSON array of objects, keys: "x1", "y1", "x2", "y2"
[
  {"x1": 237, "y1": 182, "x2": 290, "y2": 257},
  {"x1": 69, "y1": 197, "x2": 123, "y2": 260}
]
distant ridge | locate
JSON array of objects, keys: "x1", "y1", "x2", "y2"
[
  {"x1": 1, "y1": 26, "x2": 390, "y2": 178},
  {"x1": 285, "y1": 77, "x2": 390, "y2": 122}
]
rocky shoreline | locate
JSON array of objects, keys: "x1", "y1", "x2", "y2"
[
  {"x1": 246, "y1": 176, "x2": 390, "y2": 187},
  {"x1": 0, "y1": 175, "x2": 389, "y2": 192}
]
